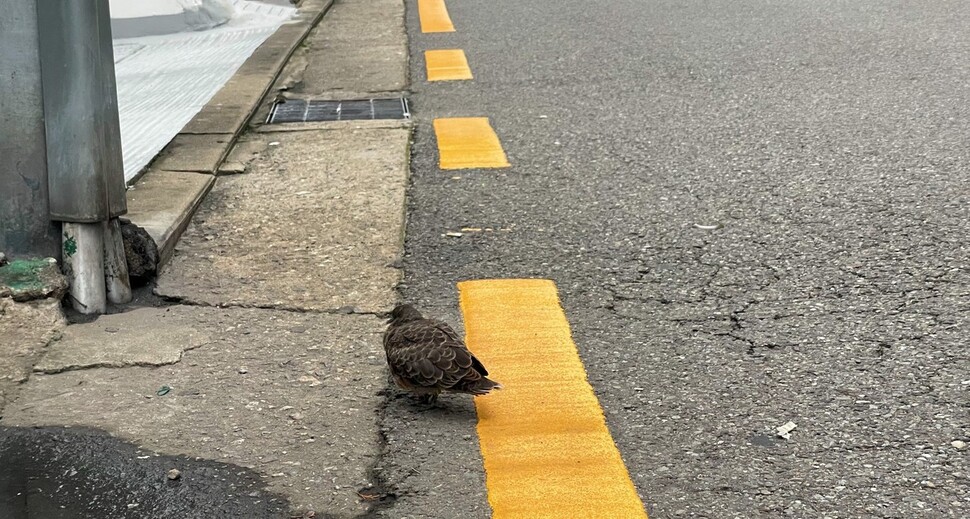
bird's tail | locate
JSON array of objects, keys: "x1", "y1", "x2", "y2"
[{"x1": 466, "y1": 377, "x2": 503, "y2": 396}]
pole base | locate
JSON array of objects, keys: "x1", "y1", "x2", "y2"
[{"x1": 62, "y1": 222, "x2": 106, "y2": 314}]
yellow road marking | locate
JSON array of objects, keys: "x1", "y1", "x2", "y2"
[
  {"x1": 418, "y1": 0, "x2": 455, "y2": 33},
  {"x1": 426, "y1": 49, "x2": 473, "y2": 81},
  {"x1": 458, "y1": 279, "x2": 648, "y2": 519},
  {"x1": 433, "y1": 118, "x2": 510, "y2": 170}
]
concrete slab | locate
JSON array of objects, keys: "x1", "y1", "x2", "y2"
[
  {"x1": 224, "y1": 137, "x2": 272, "y2": 166},
  {"x1": 154, "y1": 128, "x2": 409, "y2": 313},
  {"x1": 302, "y1": 43, "x2": 408, "y2": 94},
  {"x1": 278, "y1": 0, "x2": 407, "y2": 96},
  {"x1": 218, "y1": 161, "x2": 249, "y2": 175},
  {"x1": 34, "y1": 307, "x2": 211, "y2": 374},
  {"x1": 152, "y1": 133, "x2": 235, "y2": 173},
  {"x1": 0, "y1": 299, "x2": 65, "y2": 410},
  {"x1": 180, "y1": 103, "x2": 256, "y2": 136},
  {"x1": 4, "y1": 306, "x2": 386, "y2": 518},
  {"x1": 314, "y1": 0, "x2": 405, "y2": 44},
  {"x1": 3, "y1": 1, "x2": 410, "y2": 516},
  {"x1": 125, "y1": 169, "x2": 216, "y2": 265}
]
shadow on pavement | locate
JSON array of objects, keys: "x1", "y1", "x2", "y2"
[{"x1": 0, "y1": 426, "x2": 289, "y2": 519}]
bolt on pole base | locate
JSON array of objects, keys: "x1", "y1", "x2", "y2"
[{"x1": 62, "y1": 222, "x2": 107, "y2": 314}]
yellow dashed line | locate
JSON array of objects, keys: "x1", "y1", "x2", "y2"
[
  {"x1": 458, "y1": 279, "x2": 648, "y2": 519},
  {"x1": 418, "y1": 0, "x2": 455, "y2": 33},
  {"x1": 426, "y1": 49, "x2": 473, "y2": 81},
  {"x1": 433, "y1": 118, "x2": 510, "y2": 170}
]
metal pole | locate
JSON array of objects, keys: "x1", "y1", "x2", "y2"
[
  {"x1": 36, "y1": 0, "x2": 128, "y2": 225},
  {"x1": 34, "y1": 0, "x2": 132, "y2": 311},
  {"x1": 0, "y1": 1, "x2": 61, "y2": 259}
]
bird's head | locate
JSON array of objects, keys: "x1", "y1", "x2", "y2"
[{"x1": 388, "y1": 303, "x2": 423, "y2": 323}]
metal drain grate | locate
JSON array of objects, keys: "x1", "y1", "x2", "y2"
[{"x1": 266, "y1": 98, "x2": 410, "y2": 123}]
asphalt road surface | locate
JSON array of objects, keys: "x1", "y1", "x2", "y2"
[
  {"x1": 388, "y1": 0, "x2": 970, "y2": 517},
  {"x1": 0, "y1": 426, "x2": 288, "y2": 518}
]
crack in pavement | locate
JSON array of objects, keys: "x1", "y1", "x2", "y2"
[{"x1": 155, "y1": 294, "x2": 392, "y2": 319}]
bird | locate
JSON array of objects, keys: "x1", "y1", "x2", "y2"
[{"x1": 383, "y1": 303, "x2": 502, "y2": 404}]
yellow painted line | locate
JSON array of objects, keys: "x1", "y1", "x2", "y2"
[
  {"x1": 418, "y1": 0, "x2": 455, "y2": 33},
  {"x1": 433, "y1": 118, "x2": 510, "y2": 170},
  {"x1": 426, "y1": 49, "x2": 473, "y2": 81},
  {"x1": 458, "y1": 279, "x2": 648, "y2": 519}
]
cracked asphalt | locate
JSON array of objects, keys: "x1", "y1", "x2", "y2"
[
  {"x1": 392, "y1": 0, "x2": 970, "y2": 517},
  {"x1": 2, "y1": 1, "x2": 969, "y2": 517}
]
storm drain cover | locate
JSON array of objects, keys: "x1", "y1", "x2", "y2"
[{"x1": 267, "y1": 98, "x2": 410, "y2": 123}]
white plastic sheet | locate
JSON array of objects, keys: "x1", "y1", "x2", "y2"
[{"x1": 113, "y1": 0, "x2": 295, "y2": 181}]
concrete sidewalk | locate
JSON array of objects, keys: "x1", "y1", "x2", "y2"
[{"x1": 1, "y1": 0, "x2": 410, "y2": 516}]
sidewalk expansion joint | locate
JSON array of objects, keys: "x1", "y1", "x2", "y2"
[
  {"x1": 153, "y1": 294, "x2": 391, "y2": 318},
  {"x1": 32, "y1": 343, "x2": 208, "y2": 375}
]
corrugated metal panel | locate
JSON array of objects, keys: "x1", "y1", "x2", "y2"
[{"x1": 113, "y1": 0, "x2": 295, "y2": 182}]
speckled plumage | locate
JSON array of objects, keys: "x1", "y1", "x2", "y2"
[{"x1": 383, "y1": 304, "x2": 501, "y2": 403}]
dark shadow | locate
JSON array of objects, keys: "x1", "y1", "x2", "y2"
[
  {"x1": 389, "y1": 391, "x2": 480, "y2": 419},
  {"x1": 0, "y1": 426, "x2": 290, "y2": 519}
]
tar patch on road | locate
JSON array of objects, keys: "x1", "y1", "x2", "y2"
[
  {"x1": 0, "y1": 426, "x2": 289, "y2": 519},
  {"x1": 748, "y1": 434, "x2": 779, "y2": 448}
]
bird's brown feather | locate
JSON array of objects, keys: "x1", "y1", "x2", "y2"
[{"x1": 384, "y1": 307, "x2": 501, "y2": 397}]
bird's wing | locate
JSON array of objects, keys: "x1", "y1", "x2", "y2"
[
  {"x1": 426, "y1": 319, "x2": 490, "y2": 376},
  {"x1": 430, "y1": 320, "x2": 463, "y2": 343},
  {"x1": 387, "y1": 319, "x2": 485, "y2": 389},
  {"x1": 430, "y1": 319, "x2": 490, "y2": 376}
]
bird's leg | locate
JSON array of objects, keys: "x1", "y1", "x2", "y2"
[{"x1": 420, "y1": 393, "x2": 439, "y2": 405}]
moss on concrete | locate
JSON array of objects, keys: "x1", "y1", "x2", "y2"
[{"x1": 0, "y1": 258, "x2": 67, "y2": 302}]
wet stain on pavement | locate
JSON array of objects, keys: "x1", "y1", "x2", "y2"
[
  {"x1": 749, "y1": 434, "x2": 779, "y2": 448},
  {"x1": 0, "y1": 426, "x2": 289, "y2": 518}
]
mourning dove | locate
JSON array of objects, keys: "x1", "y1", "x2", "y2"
[{"x1": 383, "y1": 304, "x2": 501, "y2": 404}]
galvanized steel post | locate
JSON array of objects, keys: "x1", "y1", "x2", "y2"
[
  {"x1": 36, "y1": 0, "x2": 128, "y2": 225},
  {"x1": 1, "y1": 0, "x2": 131, "y2": 311},
  {"x1": 0, "y1": 1, "x2": 61, "y2": 259}
]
